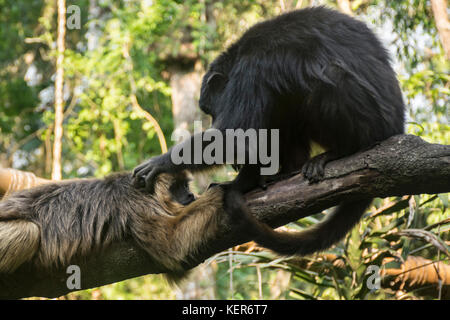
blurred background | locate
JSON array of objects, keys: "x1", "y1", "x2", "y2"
[{"x1": 0, "y1": 0, "x2": 448, "y2": 299}]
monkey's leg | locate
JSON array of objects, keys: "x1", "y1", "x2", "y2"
[
  {"x1": 209, "y1": 165, "x2": 265, "y2": 193},
  {"x1": 302, "y1": 139, "x2": 381, "y2": 182},
  {"x1": 228, "y1": 164, "x2": 266, "y2": 193},
  {"x1": 238, "y1": 165, "x2": 267, "y2": 192},
  {"x1": 267, "y1": 142, "x2": 309, "y2": 183}
]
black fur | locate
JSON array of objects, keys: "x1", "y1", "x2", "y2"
[
  {"x1": 200, "y1": 7, "x2": 404, "y2": 172},
  {"x1": 134, "y1": 7, "x2": 405, "y2": 256}
]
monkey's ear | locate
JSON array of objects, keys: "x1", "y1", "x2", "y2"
[{"x1": 206, "y1": 72, "x2": 227, "y2": 90}]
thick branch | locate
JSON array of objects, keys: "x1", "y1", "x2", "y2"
[{"x1": 1, "y1": 134, "x2": 449, "y2": 299}]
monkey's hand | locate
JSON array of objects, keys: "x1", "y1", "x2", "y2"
[{"x1": 132, "y1": 153, "x2": 174, "y2": 193}]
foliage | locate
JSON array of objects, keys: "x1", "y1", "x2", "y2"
[
  {"x1": 364, "y1": 0, "x2": 449, "y2": 124},
  {"x1": 0, "y1": 0, "x2": 448, "y2": 299}
]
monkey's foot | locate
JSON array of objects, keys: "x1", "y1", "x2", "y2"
[{"x1": 302, "y1": 152, "x2": 338, "y2": 183}]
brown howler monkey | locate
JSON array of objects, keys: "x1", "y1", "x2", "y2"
[
  {"x1": 0, "y1": 171, "x2": 228, "y2": 278},
  {"x1": 133, "y1": 7, "x2": 405, "y2": 257}
]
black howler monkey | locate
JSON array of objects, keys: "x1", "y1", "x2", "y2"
[{"x1": 133, "y1": 7, "x2": 405, "y2": 256}]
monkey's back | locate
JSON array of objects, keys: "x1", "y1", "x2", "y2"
[
  {"x1": 0, "y1": 173, "x2": 158, "y2": 269},
  {"x1": 214, "y1": 6, "x2": 404, "y2": 153}
]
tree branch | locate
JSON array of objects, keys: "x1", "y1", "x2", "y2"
[{"x1": 0, "y1": 134, "x2": 449, "y2": 299}]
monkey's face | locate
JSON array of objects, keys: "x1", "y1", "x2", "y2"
[
  {"x1": 156, "y1": 173, "x2": 195, "y2": 206},
  {"x1": 168, "y1": 177, "x2": 195, "y2": 206}
]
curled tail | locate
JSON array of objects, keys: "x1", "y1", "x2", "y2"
[
  {"x1": 0, "y1": 198, "x2": 40, "y2": 273},
  {"x1": 226, "y1": 191, "x2": 371, "y2": 256},
  {"x1": 254, "y1": 199, "x2": 372, "y2": 256}
]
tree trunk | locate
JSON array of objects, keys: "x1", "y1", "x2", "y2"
[
  {"x1": 52, "y1": 0, "x2": 66, "y2": 181},
  {"x1": 430, "y1": 0, "x2": 450, "y2": 58},
  {"x1": 337, "y1": 0, "x2": 353, "y2": 16},
  {"x1": 169, "y1": 62, "x2": 209, "y2": 138}
]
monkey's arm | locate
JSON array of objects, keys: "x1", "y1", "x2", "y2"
[
  {"x1": 131, "y1": 187, "x2": 226, "y2": 278},
  {"x1": 1, "y1": 135, "x2": 449, "y2": 299},
  {"x1": 166, "y1": 188, "x2": 226, "y2": 273},
  {"x1": 133, "y1": 131, "x2": 218, "y2": 193},
  {"x1": 132, "y1": 129, "x2": 257, "y2": 193}
]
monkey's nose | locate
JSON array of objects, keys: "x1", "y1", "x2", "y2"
[{"x1": 180, "y1": 193, "x2": 195, "y2": 205}]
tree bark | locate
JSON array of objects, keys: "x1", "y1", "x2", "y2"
[
  {"x1": 431, "y1": 0, "x2": 450, "y2": 59},
  {"x1": 0, "y1": 134, "x2": 449, "y2": 299},
  {"x1": 169, "y1": 62, "x2": 209, "y2": 140}
]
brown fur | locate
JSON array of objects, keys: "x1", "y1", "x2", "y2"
[
  {"x1": 0, "y1": 220, "x2": 40, "y2": 273},
  {"x1": 0, "y1": 172, "x2": 224, "y2": 278}
]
